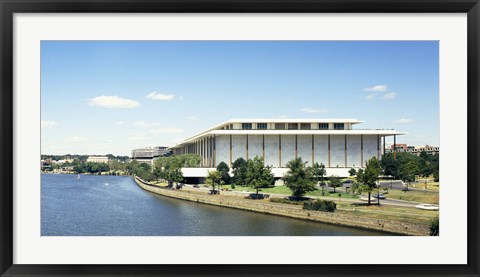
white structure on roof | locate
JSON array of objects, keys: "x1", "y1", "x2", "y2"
[{"x1": 169, "y1": 119, "x2": 406, "y2": 177}]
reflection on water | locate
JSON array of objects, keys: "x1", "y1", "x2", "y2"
[{"x1": 41, "y1": 174, "x2": 390, "y2": 236}]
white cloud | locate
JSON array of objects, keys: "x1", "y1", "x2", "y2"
[
  {"x1": 149, "y1": 127, "x2": 183, "y2": 134},
  {"x1": 365, "y1": 93, "x2": 377, "y2": 100},
  {"x1": 133, "y1": 121, "x2": 159, "y2": 128},
  {"x1": 146, "y1": 92, "x2": 175, "y2": 100},
  {"x1": 41, "y1": 120, "x2": 57, "y2": 128},
  {"x1": 117, "y1": 121, "x2": 125, "y2": 125},
  {"x1": 65, "y1": 136, "x2": 86, "y2": 143},
  {"x1": 393, "y1": 118, "x2": 413, "y2": 124},
  {"x1": 128, "y1": 133, "x2": 149, "y2": 141},
  {"x1": 87, "y1": 95, "x2": 140, "y2": 109},
  {"x1": 301, "y1": 108, "x2": 328, "y2": 113},
  {"x1": 187, "y1": 116, "x2": 200, "y2": 121},
  {"x1": 382, "y1": 92, "x2": 397, "y2": 100},
  {"x1": 364, "y1": 85, "x2": 387, "y2": 92}
]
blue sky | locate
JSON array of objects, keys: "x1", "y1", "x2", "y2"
[{"x1": 41, "y1": 41, "x2": 439, "y2": 156}]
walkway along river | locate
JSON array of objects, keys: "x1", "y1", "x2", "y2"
[
  {"x1": 41, "y1": 174, "x2": 398, "y2": 236},
  {"x1": 134, "y1": 177, "x2": 429, "y2": 236}
]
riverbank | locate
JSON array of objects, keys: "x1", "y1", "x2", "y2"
[{"x1": 133, "y1": 177, "x2": 430, "y2": 236}]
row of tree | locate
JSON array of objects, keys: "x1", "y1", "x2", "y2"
[
  {"x1": 206, "y1": 157, "x2": 276, "y2": 195},
  {"x1": 204, "y1": 155, "x2": 391, "y2": 205},
  {"x1": 381, "y1": 151, "x2": 439, "y2": 182},
  {"x1": 126, "y1": 156, "x2": 185, "y2": 187},
  {"x1": 42, "y1": 154, "x2": 130, "y2": 163},
  {"x1": 131, "y1": 154, "x2": 202, "y2": 186},
  {"x1": 205, "y1": 156, "x2": 333, "y2": 198},
  {"x1": 73, "y1": 162, "x2": 110, "y2": 174}
]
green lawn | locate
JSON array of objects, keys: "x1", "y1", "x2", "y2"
[
  {"x1": 408, "y1": 181, "x2": 440, "y2": 192},
  {"x1": 228, "y1": 185, "x2": 358, "y2": 199},
  {"x1": 384, "y1": 189, "x2": 439, "y2": 204},
  {"x1": 335, "y1": 201, "x2": 438, "y2": 225},
  {"x1": 149, "y1": 181, "x2": 168, "y2": 187},
  {"x1": 266, "y1": 194, "x2": 438, "y2": 226}
]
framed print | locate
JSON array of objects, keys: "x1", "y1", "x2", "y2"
[{"x1": 1, "y1": 0, "x2": 479, "y2": 276}]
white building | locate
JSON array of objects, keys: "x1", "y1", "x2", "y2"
[
  {"x1": 169, "y1": 119, "x2": 406, "y2": 177},
  {"x1": 131, "y1": 146, "x2": 170, "y2": 166},
  {"x1": 86, "y1": 156, "x2": 109, "y2": 163}
]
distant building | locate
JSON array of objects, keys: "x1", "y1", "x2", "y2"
[
  {"x1": 86, "y1": 156, "x2": 109, "y2": 163},
  {"x1": 51, "y1": 158, "x2": 74, "y2": 164},
  {"x1": 131, "y1": 146, "x2": 170, "y2": 166},
  {"x1": 385, "y1": 144, "x2": 439, "y2": 156}
]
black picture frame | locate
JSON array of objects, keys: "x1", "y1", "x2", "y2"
[{"x1": 1, "y1": 0, "x2": 479, "y2": 276}]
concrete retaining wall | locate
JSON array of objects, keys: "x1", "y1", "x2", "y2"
[{"x1": 134, "y1": 177, "x2": 429, "y2": 236}]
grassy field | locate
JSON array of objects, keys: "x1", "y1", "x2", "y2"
[
  {"x1": 408, "y1": 181, "x2": 440, "y2": 191},
  {"x1": 384, "y1": 189, "x2": 439, "y2": 204},
  {"x1": 335, "y1": 201, "x2": 438, "y2": 226},
  {"x1": 150, "y1": 181, "x2": 168, "y2": 187},
  {"x1": 157, "y1": 181, "x2": 437, "y2": 227},
  {"x1": 228, "y1": 185, "x2": 359, "y2": 199},
  {"x1": 265, "y1": 195, "x2": 437, "y2": 226}
]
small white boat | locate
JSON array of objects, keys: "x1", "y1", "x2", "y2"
[
  {"x1": 77, "y1": 174, "x2": 80, "y2": 179},
  {"x1": 415, "y1": 204, "x2": 439, "y2": 211}
]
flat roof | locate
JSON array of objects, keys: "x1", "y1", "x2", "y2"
[
  {"x1": 169, "y1": 127, "x2": 407, "y2": 149},
  {"x1": 174, "y1": 118, "x2": 364, "y2": 145}
]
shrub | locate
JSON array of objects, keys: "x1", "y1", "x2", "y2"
[
  {"x1": 270, "y1": 198, "x2": 305, "y2": 205},
  {"x1": 303, "y1": 199, "x2": 337, "y2": 212},
  {"x1": 429, "y1": 216, "x2": 439, "y2": 236}
]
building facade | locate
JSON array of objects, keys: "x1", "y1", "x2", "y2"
[
  {"x1": 385, "y1": 144, "x2": 439, "y2": 156},
  {"x1": 169, "y1": 119, "x2": 405, "y2": 177},
  {"x1": 86, "y1": 156, "x2": 109, "y2": 163},
  {"x1": 131, "y1": 146, "x2": 170, "y2": 166}
]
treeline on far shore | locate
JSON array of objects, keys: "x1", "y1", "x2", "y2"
[
  {"x1": 41, "y1": 154, "x2": 130, "y2": 162},
  {"x1": 41, "y1": 154, "x2": 201, "y2": 176}
]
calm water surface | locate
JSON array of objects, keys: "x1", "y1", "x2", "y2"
[{"x1": 41, "y1": 174, "x2": 390, "y2": 236}]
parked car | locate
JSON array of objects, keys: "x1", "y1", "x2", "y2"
[{"x1": 372, "y1": 194, "x2": 386, "y2": 199}]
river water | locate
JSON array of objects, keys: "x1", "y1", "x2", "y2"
[{"x1": 41, "y1": 174, "x2": 390, "y2": 236}]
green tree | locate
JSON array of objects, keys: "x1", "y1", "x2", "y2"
[
  {"x1": 178, "y1": 154, "x2": 202, "y2": 167},
  {"x1": 109, "y1": 160, "x2": 126, "y2": 172},
  {"x1": 398, "y1": 161, "x2": 419, "y2": 191},
  {"x1": 357, "y1": 157, "x2": 382, "y2": 205},
  {"x1": 311, "y1": 162, "x2": 327, "y2": 195},
  {"x1": 205, "y1": 170, "x2": 224, "y2": 193},
  {"x1": 348, "y1": 168, "x2": 357, "y2": 177},
  {"x1": 429, "y1": 216, "x2": 439, "y2": 236},
  {"x1": 283, "y1": 157, "x2": 317, "y2": 198},
  {"x1": 433, "y1": 169, "x2": 439, "y2": 182},
  {"x1": 162, "y1": 158, "x2": 183, "y2": 187},
  {"x1": 381, "y1": 153, "x2": 399, "y2": 178},
  {"x1": 244, "y1": 156, "x2": 275, "y2": 196},
  {"x1": 216, "y1": 161, "x2": 231, "y2": 185},
  {"x1": 232, "y1": 157, "x2": 248, "y2": 186},
  {"x1": 328, "y1": 175, "x2": 342, "y2": 193},
  {"x1": 126, "y1": 160, "x2": 140, "y2": 175},
  {"x1": 418, "y1": 151, "x2": 433, "y2": 177}
]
